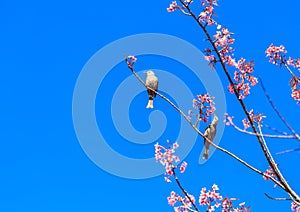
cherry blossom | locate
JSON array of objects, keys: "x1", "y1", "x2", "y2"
[
  {"x1": 292, "y1": 89, "x2": 300, "y2": 102},
  {"x1": 265, "y1": 43, "x2": 287, "y2": 65},
  {"x1": 265, "y1": 44, "x2": 300, "y2": 103},
  {"x1": 126, "y1": 55, "x2": 137, "y2": 68},
  {"x1": 192, "y1": 93, "x2": 216, "y2": 123},
  {"x1": 291, "y1": 202, "x2": 300, "y2": 212},
  {"x1": 198, "y1": 0, "x2": 218, "y2": 26},
  {"x1": 179, "y1": 161, "x2": 187, "y2": 173},
  {"x1": 167, "y1": 1, "x2": 180, "y2": 12},
  {"x1": 287, "y1": 57, "x2": 300, "y2": 69},
  {"x1": 263, "y1": 165, "x2": 278, "y2": 181},
  {"x1": 242, "y1": 118, "x2": 250, "y2": 130},
  {"x1": 230, "y1": 58, "x2": 257, "y2": 99},
  {"x1": 154, "y1": 141, "x2": 187, "y2": 182},
  {"x1": 199, "y1": 185, "x2": 250, "y2": 212},
  {"x1": 168, "y1": 191, "x2": 196, "y2": 211},
  {"x1": 224, "y1": 113, "x2": 234, "y2": 126}
]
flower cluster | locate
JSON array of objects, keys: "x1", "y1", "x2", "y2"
[
  {"x1": 265, "y1": 43, "x2": 287, "y2": 66},
  {"x1": 291, "y1": 202, "x2": 300, "y2": 212},
  {"x1": 199, "y1": 184, "x2": 222, "y2": 210},
  {"x1": 242, "y1": 109, "x2": 265, "y2": 130},
  {"x1": 289, "y1": 76, "x2": 300, "y2": 100},
  {"x1": 224, "y1": 113, "x2": 234, "y2": 126},
  {"x1": 199, "y1": 184, "x2": 251, "y2": 212},
  {"x1": 287, "y1": 57, "x2": 300, "y2": 69},
  {"x1": 206, "y1": 27, "x2": 257, "y2": 99},
  {"x1": 168, "y1": 191, "x2": 196, "y2": 212},
  {"x1": 126, "y1": 55, "x2": 137, "y2": 68},
  {"x1": 155, "y1": 141, "x2": 187, "y2": 182},
  {"x1": 265, "y1": 44, "x2": 300, "y2": 103},
  {"x1": 204, "y1": 27, "x2": 235, "y2": 70},
  {"x1": 167, "y1": 1, "x2": 180, "y2": 12},
  {"x1": 289, "y1": 75, "x2": 300, "y2": 103},
  {"x1": 191, "y1": 93, "x2": 216, "y2": 123},
  {"x1": 229, "y1": 58, "x2": 257, "y2": 99},
  {"x1": 198, "y1": 0, "x2": 218, "y2": 26},
  {"x1": 263, "y1": 165, "x2": 278, "y2": 181}
]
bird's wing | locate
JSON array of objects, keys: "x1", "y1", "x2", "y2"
[{"x1": 204, "y1": 124, "x2": 211, "y2": 137}]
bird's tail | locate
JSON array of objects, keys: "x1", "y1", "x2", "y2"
[
  {"x1": 202, "y1": 148, "x2": 209, "y2": 160},
  {"x1": 146, "y1": 99, "x2": 154, "y2": 108}
]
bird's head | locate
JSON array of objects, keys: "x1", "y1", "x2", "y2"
[
  {"x1": 212, "y1": 113, "x2": 218, "y2": 125},
  {"x1": 144, "y1": 70, "x2": 155, "y2": 76}
]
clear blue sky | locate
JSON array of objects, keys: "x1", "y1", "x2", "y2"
[{"x1": 1, "y1": 0, "x2": 300, "y2": 211}]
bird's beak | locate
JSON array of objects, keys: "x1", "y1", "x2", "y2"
[{"x1": 143, "y1": 71, "x2": 147, "y2": 74}]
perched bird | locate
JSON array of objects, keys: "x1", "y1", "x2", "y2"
[
  {"x1": 202, "y1": 114, "x2": 218, "y2": 160},
  {"x1": 144, "y1": 70, "x2": 158, "y2": 109}
]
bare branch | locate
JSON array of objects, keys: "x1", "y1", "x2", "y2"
[
  {"x1": 228, "y1": 119, "x2": 297, "y2": 139},
  {"x1": 276, "y1": 148, "x2": 300, "y2": 155},
  {"x1": 264, "y1": 193, "x2": 292, "y2": 201},
  {"x1": 259, "y1": 78, "x2": 300, "y2": 140},
  {"x1": 284, "y1": 63, "x2": 299, "y2": 80}
]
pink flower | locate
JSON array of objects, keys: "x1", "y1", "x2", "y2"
[
  {"x1": 265, "y1": 43, "x2": 287, "y2": 65},
  {"x1": 192, "y1": 93, "x2": 216, "y2": 123},
  {"x1": 167, "y1": 1, "x2": 180, "y2": 12},
  {"x1": 242, "y1": 118, "x2": 250, "y2": 130},
  {"x1": 127, "y1": 55, "x2": 137, "y2": 68},
  {"x1": 224, "y1": 55, "x2": 237, "y2": 67},
  {"x1": 228, "y1": 83, "x2": 235, "y2": 94},
  {"x1": 263, "y1": 165, "x2": 278, "y2": 181},
  {"x1": 287, "y1": 57, "x2": 300, "y2": 68},
  {"x1": 179, "y1": 161, "x2": 188, "y2": 173},
  {"x1": 205, "y1": 55, "x2": 216, "y2": 62},
  {"x1": 155, "y1": 141, "x2": 184, "y2": 181},
  {"x1": 292, "y1": 89, "x2": 300, "y2": 102},
  {"x1": 229, "y1": 58, "x2": 257, "y2": 99},
  {"x1": 224, "y1": 113, "x2": 234, "y2": 126},
  {"x1": 291, "y1": 202, "x2": 300, "y2": 211},
  {"x1": 212, "y1": 184, "x2": 219, "y2": 191}
]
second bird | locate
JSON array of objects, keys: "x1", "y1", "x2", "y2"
[
  {"x1": 144, "y1": 70, "x2": 158, "y2": 109},
  {"x1": 202, "y1": 113, "x2": 218, "y2": 160}
]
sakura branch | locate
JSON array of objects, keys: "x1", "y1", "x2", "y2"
[
  {"x1": 124, "y1": 55, "x2": 283, "y2": 191},
  {"x1": 224, "y1": 113, "x2": 297, "y2": 139},
  {"x1": 189, "y1": 94, "x2": 216, "y2": 127},
  {"x1": 168, "y1": 0, "x2": 300, "y2": 205},
  {"x1": 155, "y1": 140, "x2": 251, "y2": 212},
  {"x1": 265, "y1": 43, "x2": 300, "y2": 103},
  {"x1": 259, "y1": 79, "x2": 300, "y2": 140}
]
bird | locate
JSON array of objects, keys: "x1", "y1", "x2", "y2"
[
  {"x1": 202, "y1": 114, "x2": 218, "y2": 160},
  {"x1": 144, "y1": 70, "x2": 158, "y2": 109}
]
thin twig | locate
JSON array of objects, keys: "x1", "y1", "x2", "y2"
[
  {"x1": 263, "y1": 123, "x2": 289, "y2": 135},
  {"x1": 284, "y1": 63, "x2": 299, "y2": 79},
  {"x1": 264, "y1": 193, "x2": 292, "y2": 201},
  {"x1": 259, "y1": 78, "x2": 300, "y2": 140},
  {"x1": 276, "y1": 148, "x2": 300, "y2": 155},
  {"x1": 229, "y1": 121, "x2": 296, "y2": 139}
]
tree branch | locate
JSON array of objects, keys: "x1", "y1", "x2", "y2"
[
  {"x1": 259, "y1": 78, "x2": 300, "y2": 140},
  {"x1": 227, "y1": 118, "x2": 297, "y2": 139},
  {"x1": 173, "y1": 169, "x2": 200, "y2": 212},
  {"x1": 124, "y1": 56, "x2": 284, "y2": 190},
  {"x1": 177, "y1": 1, "x2": 300, "y2": 203},
  {"x1": 264, "y1": 193, "x2": 292, "y2": 201}
]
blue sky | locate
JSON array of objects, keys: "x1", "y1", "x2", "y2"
[{"x1": 1, "y1": 0, "x2": 300, "y2": 211}]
